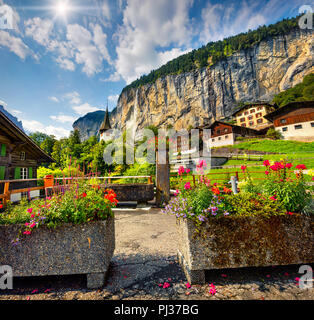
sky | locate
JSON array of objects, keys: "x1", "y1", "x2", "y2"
[{"x1": 0, "y1": 0, "x2": 307, "y2": 139}]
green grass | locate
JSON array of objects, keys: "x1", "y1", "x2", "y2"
[{"x1": 230, "y1": 139, "x2": 314, "y2": 153}]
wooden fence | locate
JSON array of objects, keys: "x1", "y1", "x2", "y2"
[{"x1": 0, "y1": 175, "x2": 153, "y2": 206}]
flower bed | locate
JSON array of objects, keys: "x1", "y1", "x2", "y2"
[
  {"x1": 164, "y1": 161, "x2": 314, "y2": 284},
  {"x1": 0, "y1": 181, "x2": 117, "y2": 288}
]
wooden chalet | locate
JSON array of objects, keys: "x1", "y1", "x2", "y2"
[
  {"x1": 0, "y1": 110, "x2": 54, "y2": 201},
  {"x1": 264, "y1": 101, "x2": 314, "y2": 142}
]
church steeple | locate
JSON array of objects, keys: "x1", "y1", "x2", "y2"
[{"x1": 99, "y1": 101, "x2": 111, "y2": 133}]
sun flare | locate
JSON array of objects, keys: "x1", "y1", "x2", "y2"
[{"x1": 55, "y1": 1, "x2": 71, "y2": 17}]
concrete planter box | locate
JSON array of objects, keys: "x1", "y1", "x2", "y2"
[
  {"x1": 177, "y1": 215, "x2": 314, "y2": 284},
  {"x1": 107, "y1": 183, "x2": 154, "y2": 203},
  {"x1": 0, "y1": 217, "x2": 115, "y2": 289}
]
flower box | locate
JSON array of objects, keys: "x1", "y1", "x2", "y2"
[
  {"x1": 177, "y1": 215, "x2": 314, "y2": 284},
  {"x1": 0, "y1": 217, "x2": 115, "y2": 289}
]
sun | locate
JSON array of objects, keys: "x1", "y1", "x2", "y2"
[{"x1": 55, "y1": 1, "x2": 71, "y2": 17}]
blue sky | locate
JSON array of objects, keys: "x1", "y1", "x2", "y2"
[{"x1": 0, "y1": 0, "x2": 307, "y2": 139}]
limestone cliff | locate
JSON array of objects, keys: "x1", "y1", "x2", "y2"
[
  {"x1": 110, "y1": 29, "x2": 313, "y2": 132},
  {"x1": 73, "y1": 29, "x2": 313, "y2": 140}
]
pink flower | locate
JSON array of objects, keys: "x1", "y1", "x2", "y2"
[
  {"x1": 312, "y1": 176, "x2": 314, "y2": 181},
  {"x1": 174, "y1": 189, "x2": 180, "y2": 196},
  {"x1": 29, "y1": 223, "x2": 36, "y2": 229},
  {"x1": 241, "y1": 165, "x2": 247, "y2": 172},
  {"x1": 30, "y1": 214, "x2": 35, "y2": 218},
  {"x1": 265, "y1": 171, "x2": 270, "y2": 175},
  {"x1": 209, "y1": 283, "x2": 216, "y2": 295},
  {"x1": 163, "y1": 282, "x2": 170, "y2": 289},
  {"x1": 185, "y1": 168, "x2": 191, "y2": 174},
  {"x1": 285, "y1": 163, "x2": 292, "y2": 169},
  {"x1": 286, "y1": 212, "x2": 293, "y2": 215},
  {"x1": 284, "y1": 272, "x2": 289, "y2": 276},
  {"x1": 266, "y1": 275, "x2": 271, "y2": 278},
  {"x1": 23, "y1": 231, "x2": 31, "y2": 235},
  {"x1": 185, "y1": 282, "x2": 191, "y2": 289},
  {"x1": 27, "y1": 208, "x2": 33, "y2": 214},
  {"x1": 263, "y1": 160, "x2": 270, "y2": 167},
  {"x1": 221, "y1": 274, "x2": 227, "y2": 278},
  {"x1": 296, "y1": 164, "x2": 306, "y2": 170},
  {"x1": 269, "y1": 196, "x2": 277, "y2": 201},
  {"x1": 25, "y1": 223, "x2": 29, "y2": 227},
  {"x1": 178, "y1": 166, "x2": 185, "y2": 176},
  {"x1": 184, "y1": 182, "x2": 191, "y2": 190}
]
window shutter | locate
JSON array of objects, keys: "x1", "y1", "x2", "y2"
[
  {"x1": 0, "y1": 166, "x2": 5, "y2": 180},
  {"x1": 14, "y1": 167, "x2": 21, "y2": 180},
  {"x1": 0, "y1": 144, "x2": 6, "y2": 157},
  {"x1": 29, "y1": 167, "x2": 33, "y2": 179}
]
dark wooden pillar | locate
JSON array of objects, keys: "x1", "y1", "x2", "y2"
[{"x1": 155, "y1": 147, "x2": 170, "y2": 207}]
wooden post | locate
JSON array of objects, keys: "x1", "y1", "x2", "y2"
[
  {"x1": 235, "y1": 171, "x2": 239, "y2": 181},
  {"x1": 148, "y1": 176, "x2": 152, "y2": 184},
  {"x1": 192, "y1": 175, "x2": 196, "y2": 187},
  {"x1": 108, "y1": 178, "x2": 112, "y2": 184},
  {"x1": 156, "y1": 146, "x2": 170, "y2": 207},
  {"x1": 3, "y1": 182, "x2": 10, "y2": 205}
]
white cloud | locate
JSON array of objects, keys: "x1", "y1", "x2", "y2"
[
  {"x1": 199, "y1": 0, "x2": 306, "y2": 44},
  {"x1": 114, "y1": 0, "x2": 193, "y2": 83},
  {"x1": 72, "y1": 103, "x2": 102, "y2": 116},
  {"x1": 24, "y1": 17, "x2": 112, "y2": 77},
  {"x1": 64, "y1": 91, "x2": 82, "y2": 105},
  {"x1": 8, "y1": 108, "x2": 22, "y2": 116},
  {"x1": 108, "y1": 94, "x2": 119, "y2": 104},
  {"x1": 0, "y1": 99, "x2": 7, "y2": 107},
  {"x1": 0, "y1": 30, "x2": 34, "y2": 60},
  {"x1": 24, "y1": 17, "x2": 54, "y2": 46},
  {"x1": 23, "y1": 119, "x2": 70, "y2": 139},
  {"x1": 49, "y1": 96, "x2": 60, "y2": 103},
  {"x1": 100, "y1": 71, "x2": 121, "y2": 82},
  {"x1": 50, "y1": 114, "x2": 76, "y2": 123}
]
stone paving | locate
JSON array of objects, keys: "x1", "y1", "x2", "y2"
[{"x1": 0, "y1": 206, "x2": 313, "y2": 300}]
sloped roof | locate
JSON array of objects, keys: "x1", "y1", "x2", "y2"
[
  {"x1": 264, "y1": 100, "x2": 314, "y2": 122},
  {"x1": 99, "y1": 106, "x2": 111, "y2": 132},
  {"x1": 0, "y1": 111, "x2": 54, "y2": 163},
  {"x1": 231, "y1": 102, "x2": 274, "y2": 116}
]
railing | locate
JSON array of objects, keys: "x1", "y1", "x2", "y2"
[{"x1": 0, "y1": 175, "x2": 154, "y2": 206}]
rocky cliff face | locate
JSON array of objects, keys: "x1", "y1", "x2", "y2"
[
  {"x1": 73, "y1": 110, "x2": 106, "y2": 141},
  {"x1": 74, "y1": 29, "x2": 313, "y2": 140},
  {"x1": 110, "y1": 29, "x2": 313, "y2": 132}
]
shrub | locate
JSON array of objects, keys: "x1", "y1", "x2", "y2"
[
  {"x1": 266, "y1": 128, "x2": 283, "y2": 140},
  {"x1": 226, "y1": 193, "x2": 286, "y2": 217}
]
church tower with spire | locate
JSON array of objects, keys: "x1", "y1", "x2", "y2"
[{"x1": 99, "y1": 102, "x2": 113, "y2": 142}]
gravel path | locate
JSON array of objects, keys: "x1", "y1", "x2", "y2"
[{"x1": 1, "y1": 207, "x2": 313, "y2": 300}]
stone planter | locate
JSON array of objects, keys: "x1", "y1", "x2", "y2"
[
  {"x1": 106, "y1": 183, "x2": 154, "y2": 204},
  {"x1": 0, "y1": 217, "x2": 115, "y2": 289},
  {"x1": 177, "y1": 215, "x2": 314, "y2": 284}
]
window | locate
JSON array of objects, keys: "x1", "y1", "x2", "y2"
[
  {"x1": 20, "y1": 167, "x2": 28, "y2": 180},
  {"x1": 282, "y1": 127, "x2": 288, "y2": 132},
  {"x1": 241, "y1": 124, "x2": 246, "y2": 127},
  {"x1": 20, "y1": 151, "x2": 26, "y2": 161},
  {"x1": 311, "y1": 122, "x2": 314, "y2": 127},
  {"x1": 0, "y1": 144, "x2": 6, "y2": 157},
  {"x1": 238, "y1": 113, "x2": 242, "y2": 116},
  {"x1": 280, "y1": 119, "x2": 287, "y2": 124},
  {"x1": 250, "y1": 109, "x2": 255, "y2": 113},
  {"x1": 218, "y1": 137, "x2": 221, "y2": 140},
  {"x1": 225, "y1": 135, "x2": 228, "y2": 139},
  {"x1": 256, "y1": 113, "x2": 262, "y2": 118},
  {"x1": 257, "y1": 107, "x2": 263, "y2": 111},
  {"x1": 217, "y1": 129, "x2": 221, "y2": 134},
  {"x1": 248, "y1": 115, "x2": 253, "y2": 120},
  {"x1": 224, "y1": 128, "x2": 228, "y2": 133},
  {"x1": 212, "y1": 138, "x2": 215, "y2": 142},
  {"x1": 257, "y1": 119, "x2": 263, "y2": 124},
  {"x1": 240, "y1": 117, "x2": 245, "y2": 122},
  {"x1": 249, "y1": 121, "x2": 254, "y2": 126},
  {"x1": 244, "y1": 111, "x2": 249, "y2": 115},
  {"x1": 294, "y1": 124, "x2": 303, "y2": 130}
]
